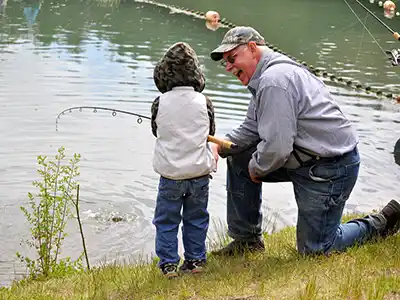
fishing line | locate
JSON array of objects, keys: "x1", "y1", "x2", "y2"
[
  {"x1": 355, "y1": 13, "x2": 368, "y2": 65},
  {"x1": 300, "y1": 19, "x2": 365, "y2": 54},
  {"x1": 344, "y1": 0, "x2": 387, "y2": 57},
  {"x1": 353, "y1": 0, "x2": 400, "y2": 40}
]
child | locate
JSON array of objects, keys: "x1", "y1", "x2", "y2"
[{"x1": 150, "y1": 41, "x2": 217, "y2": 277}]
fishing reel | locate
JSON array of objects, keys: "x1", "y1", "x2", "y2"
[{"x1": 386, "y1": 48, "x2": 400, "y2": 66}]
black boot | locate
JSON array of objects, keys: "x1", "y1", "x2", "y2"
[
  {"x1": 379, "y1": 199, "x2": 400, "y2": 237},
  {"x1": 211, "y1": 239, "x2": 265, "y2": 256}
]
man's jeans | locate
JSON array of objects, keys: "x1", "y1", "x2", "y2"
[
  {"x1": 153, "y1": 175, "x2": 210, "y2": 266},
  {"x1": 226, "y1": 146, "x2": 387, "y2": 255}
]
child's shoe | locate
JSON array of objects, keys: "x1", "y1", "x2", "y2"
[
  {"x1": 179, "y1": 259, "x2": 206, "y2": 274},
  {"x1": 160, "y1": 263, "x2": 179, "y2": 278}
]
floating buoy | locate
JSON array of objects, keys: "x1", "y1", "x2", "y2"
[
  {"x1": 383, "y1": 0, "x2": 396, "y2": 10},
  {"x1": 205, "y1": 10, "x2": 221, "y2": 31},
  {"x1": 205, "y1": 10, "x2": 220, "y2": 23},
  {"x1": 384, "y1": 0, "x2": 396, "y2": 18}
]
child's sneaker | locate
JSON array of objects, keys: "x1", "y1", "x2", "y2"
[
  {"x1": 160, "y1": 263, "x2": 179, "y2": 278},
  {"x1": 179, "y1": 259, "x2": 206, "y2": 274}
]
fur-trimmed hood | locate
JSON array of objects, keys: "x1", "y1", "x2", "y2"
[{"x1": 153, "y1": 42, "x2": 205, "y2": 93}]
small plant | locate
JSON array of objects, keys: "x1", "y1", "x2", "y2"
[{"x1": 16, "y1": 146, "x2": 87, "y2": 279}]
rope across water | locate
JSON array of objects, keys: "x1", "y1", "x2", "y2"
[{"x1": 135, "y1": 0, "x2": 400, "y2": 102}]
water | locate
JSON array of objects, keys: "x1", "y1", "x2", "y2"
[{"x1": 0, "y1": 0, "x2": 399, "y2": 286}]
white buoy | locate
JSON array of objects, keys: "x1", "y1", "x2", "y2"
[{"x1": 383, "y1": 0, "x2": 396, "y2": 10}]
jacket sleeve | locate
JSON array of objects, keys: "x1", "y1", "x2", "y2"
[
  {"x1": 150, "y1": 96, "x2": 160, "y2": 138},
  {"x1": 205, "y1": 95, "x2": 216, "y2": 136},
  {"x1": 248, "y1": 85, "x2": 298, "y2": 177},
  {"x1": 216, "y1": 96, "x2": 260, "y2": 158},
  {"x1": 225, "y1": 96, "x2": 260, "y2": 147}
]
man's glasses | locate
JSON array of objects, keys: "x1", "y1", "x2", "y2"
[
  {"x1": 220, "y1": 46, "x2": 246, "y2": 67},
  {"x1": 220, "y1": 56, "x2": 235, "y2": 67}
]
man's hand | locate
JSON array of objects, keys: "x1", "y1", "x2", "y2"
[
  {"x1": 249, "y1": 167, "x2": 261, "y2": 183},
  {"x1": 211, "y1": 142, "x2": 220, "y2": 170}
]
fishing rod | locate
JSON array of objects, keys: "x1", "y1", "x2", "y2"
[
  {"x1": 55, "y1": 106, "x2": 237, "y2": 149},
  {"x1": 353, "y1": 0, "x2": 400, "y2": 41}
]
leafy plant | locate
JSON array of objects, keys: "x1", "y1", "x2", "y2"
[{"x1": 16, "y1": 146, "x2": 87, "y2": 279}]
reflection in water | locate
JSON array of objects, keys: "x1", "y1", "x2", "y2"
[
  {"x1": 0, "y1": 0, "x2": 6, "y2": 14},
  {"x1": 0, "y1": 0, "x2": 399, "y2": 286},
  {"x1": 22, "y1": 0, "x2": 41, "y2": 25},
  {"x1": 205, "y1": 20, "x2": 222, "y2": 32}
]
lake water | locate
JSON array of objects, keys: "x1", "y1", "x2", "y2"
[{"x1": 0, "y1": 0, "x2": 399, "y2": 286}]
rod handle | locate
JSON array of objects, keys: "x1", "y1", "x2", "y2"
[
  {"x1": 207, "y1": 135, "x2": 238, "y2": 149},
  {"x1": 394, "y1": 32, "x2": 400, "y2": 41}
]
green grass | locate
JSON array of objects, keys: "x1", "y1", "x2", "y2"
[{"x1": 1, "y1": 214, "x2": 399, "y2": 300}]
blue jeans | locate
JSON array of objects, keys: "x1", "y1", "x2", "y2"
[
  {"x1": 153, "y1": 175, "x2": 210, "y2": 266},
  {"x1": 226, "y1": 146, "x2": 387, "y2": 255}
]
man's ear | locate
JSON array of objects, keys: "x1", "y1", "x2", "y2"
[{"x1": 248, "y1": 41, "x2": 258, "y2": 57}]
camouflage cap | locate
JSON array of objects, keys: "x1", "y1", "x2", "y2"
[
  {"x1": 210, "y1": 26, "x2": 266, "y2": 61},
  {"x1": 153, "y1": 42, "x2": 205, "y2": 93}
]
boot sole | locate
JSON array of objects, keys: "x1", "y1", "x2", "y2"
[
  {"x1": 381, "y1": 199, "x2": 400, "y2": 237},
  {"x1": 389, "y1": 199, "x2": 400, "y2": 211}
]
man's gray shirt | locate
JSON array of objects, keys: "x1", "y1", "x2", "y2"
[{"x1": 224, "y1": 47, "x2": 359, "y2": 177}]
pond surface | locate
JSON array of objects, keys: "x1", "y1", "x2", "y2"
[{"x1": 0, "y1": 0, "x2": 399, "y2": 286}]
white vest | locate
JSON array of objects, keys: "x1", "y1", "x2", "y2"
[{"x1": 152, "y1": 86, "x2": 217, "y2": 180}]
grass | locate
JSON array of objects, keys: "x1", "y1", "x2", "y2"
[{"x1": 0, "y1": 214, "x2": 399, "y2": 300}]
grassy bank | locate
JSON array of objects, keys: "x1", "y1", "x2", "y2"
[{"x1": 1, "y1": 215, "x2": 399, "y2": 300}]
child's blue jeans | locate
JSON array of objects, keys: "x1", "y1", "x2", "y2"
[{"x1": 153, "y1": 174, "x2": 210, "y2": 266}]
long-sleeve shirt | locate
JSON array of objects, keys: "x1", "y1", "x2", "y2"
[{"x1": 222, "y1": 47, "x2": 358, "y2": 177}]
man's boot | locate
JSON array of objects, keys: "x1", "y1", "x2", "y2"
[{"x1": 379, "y1": 199, "x2": 400, "y2": 237}]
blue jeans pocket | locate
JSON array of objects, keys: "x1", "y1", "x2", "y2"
[
  {"x1": 158, "y1": 177, "x2": 182, "y2": 201},
  {"x1": 190, "y1": 176, "x2": 209, "y2": 205},
  {"x1": 308, "y1": 162, "x2": 340, "y2": 182}
]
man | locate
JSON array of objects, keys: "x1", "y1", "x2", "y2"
[{"x1": 209, "y1": 26, "x2": 400, "y2": 256}]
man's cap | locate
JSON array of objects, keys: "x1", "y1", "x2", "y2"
[{"x1": 210, "y1": 26, "x2": 266, "y2": 61}]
